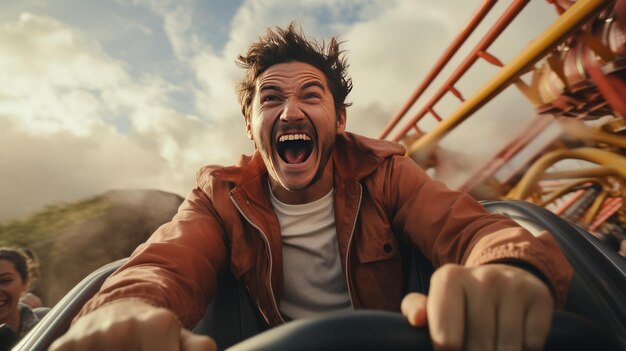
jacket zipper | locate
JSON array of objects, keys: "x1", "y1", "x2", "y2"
[
  {"x1": 344, "y1": 184, "x2": 362, "y2": 309},
  {"x1": 230, "y1": 195, "x2": 286, "y2": 324}
]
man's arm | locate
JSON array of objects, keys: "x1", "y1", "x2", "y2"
[
  {"x1": 50, "y1": 300, "x2": 216, "y2": 351},
  {"x1": 401, "y1": 264, "x2": 553, "y2": 351},
  {"x1": 50, "y1": 187, "x2": 229, "y2": 350},
  {"x1": 385, "y1": 156, "x2": 571, "y2": 350},
  {"x1": 386, "y1": 156, "x2": 571, "y2": 303}
]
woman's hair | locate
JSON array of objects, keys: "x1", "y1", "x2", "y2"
[
  {"x1": 0, "y1": 247, "x2": 35, "y2": 284},
  {"x1": 236, "y1": 22, "x2": 353, "y2": 120},
  {"x1": 19, "y1": 247, "x2": 40, "y2": 289}
]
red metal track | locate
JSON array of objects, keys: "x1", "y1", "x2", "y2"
[{"x1": 381, "y1": 0, "x2": 531, "y2": 142}]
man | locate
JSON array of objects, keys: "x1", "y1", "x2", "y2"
[{"x1": 51, "y1": 24, "x2": 572, "y2": 351}]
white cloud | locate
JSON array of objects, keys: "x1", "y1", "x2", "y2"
[
  {"x1": 0, "y1": 117, "x2": 167, "y2": 220},
  {"x1": 132, "y1": 0, "x2": 207, "y2": 61},
  {"x1": 0, "y1": 13, "x2": 129, "y2": 135},
  {"x1": 0, "y1": 11, "x2": 251, "y2": 220},
  {"x1": 191, "y1": 50, "x2": 241, "y2": 121},
  {"x1": 0, "y1": 14, "x2": 127, "y2": 90},
  {"x1": 123, "y1": 0, "x2": 244, "y2": 122},
  {"x1": 346, "y1": 2, "x2": 461, "y2": 107}
]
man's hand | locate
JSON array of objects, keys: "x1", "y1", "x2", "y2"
[
  {"x1": 49, "y1": 299, "x2": 216, "y2": 351},
  {"x1": 401, "y1": 264, "x2": 554, "y2": 351}
]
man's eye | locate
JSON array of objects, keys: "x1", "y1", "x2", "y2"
[
  {"x1": 262, "y1": 95, "x2": 280, "y2": 103},
  {"x1": 303, "y1": 93, "x2": 321, "y2": 99}
]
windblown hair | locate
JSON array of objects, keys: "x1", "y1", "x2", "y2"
[
  {"x1": 0, "y1": 247, "x2": 35, "y2": 284},
  {"x1": 236, "y1": 22, "x2": 353, "y2": 120}
]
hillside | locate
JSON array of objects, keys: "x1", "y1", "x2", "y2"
[{"x1": 0, "y1": 189, "x2": 184, "y2": 305}]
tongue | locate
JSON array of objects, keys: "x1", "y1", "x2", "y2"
[{"x1": 284, "y1": 148, "x2": 307, "y2": 164}]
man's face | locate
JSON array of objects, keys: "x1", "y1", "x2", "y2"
[{"x1": 246, "y1": 61, "x2": 346, "y2": 201}]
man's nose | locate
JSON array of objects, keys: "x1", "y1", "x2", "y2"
[{"x1": 280, "y1": 98, "x2": 305, "y2": 122}]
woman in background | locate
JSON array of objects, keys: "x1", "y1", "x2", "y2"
[{"x1": 0, "y1": 247, "x2": 49, "y2": 340}]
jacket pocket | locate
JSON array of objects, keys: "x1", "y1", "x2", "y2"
[
  {"x1": 353, "y1": 229, "x2": 404, "y2": 311},
  {"x1": 355, "y1": 230, "x2": 399, "y2": 263}
]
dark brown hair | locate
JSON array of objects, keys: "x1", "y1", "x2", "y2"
[
  {"x1": 0, "y1": 247, "x2": 34, "y2": 284},
  {"x1": 236, "y1": 22, "x2": 353, "y2": 120}
]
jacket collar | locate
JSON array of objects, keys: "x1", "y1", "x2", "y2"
[
  {"x1": 210, "y1": 151, "x2": 267, "y2": 186},
  {"x1": 332, "y1": 132, "x2": 405, "y2": 182}
]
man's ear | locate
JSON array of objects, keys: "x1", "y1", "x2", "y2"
[
  {"x1": 336, "y1": 107, "x2": 347, "y2": 133},
  {"x1": 245, "y1": 117, "x2": 253, "y2": 140}
]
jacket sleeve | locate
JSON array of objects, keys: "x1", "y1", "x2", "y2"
[
  {"x1": 74, "y1": 187, "x2": 229, "y2": 328},
  {"x1": 386, "y1": 156, "x2": 572, "y2": 307}
]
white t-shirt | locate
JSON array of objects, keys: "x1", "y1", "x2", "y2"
[{"x1": 269, "y1": 188, "x2": 352, "y2": 320}]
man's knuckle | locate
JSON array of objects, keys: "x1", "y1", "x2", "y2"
[
  {"x1": 533, "y1": 280, "x2": 552, "y2": 298},
  {"x1": 476, "y1": 267, "x2": 503, "y2": 286},
  {"x1": 440, "y1": 263, "x2": 461, "y2": 275},
  {"x1": 432, "y1": 264, "x2": 462, "y2": 285},
  {"x1": 502, "y1": 274, "x2": 524, "y2": 293},
  {"x1": 145, "y1": 308, "x2": 181, "y2": 333},
  {"x1": 108, "y1": 319, "x2": 135, "y2": 338},
  {"x1": 523, "y1": 281, "x2": 552, "y2": 307}
]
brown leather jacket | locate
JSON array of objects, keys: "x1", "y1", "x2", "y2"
[{"x1": 77, "y1": 132, "x2": 572, "y2": 328}]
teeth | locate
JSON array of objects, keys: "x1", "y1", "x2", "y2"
[{"x1": 279, "y1": 134, "x2": 311, "y2": 142}]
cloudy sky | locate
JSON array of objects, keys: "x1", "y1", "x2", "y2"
[{"x1": 0, "y1": 0, "x2": 559, "y2": 221}]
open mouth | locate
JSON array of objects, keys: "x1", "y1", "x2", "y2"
[{"x1": 276, "y1": 133, "x2": 314, "y2": 164}]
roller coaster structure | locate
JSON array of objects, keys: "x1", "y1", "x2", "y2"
[{"x1": 379, "y1": 0, "x2": 626, "y2": 256}]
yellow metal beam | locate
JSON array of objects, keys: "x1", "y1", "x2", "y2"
[
  {"x1": 507, "y1": 147, "x2": 626, "y2": 200},
  {"x1": 582, "y1": 189, "x2": 608, "y2": 225},
  {"x1": 561, "y1": 120, "x2": 626, "y2": 148},
  {"x1": 538, "y1": 178, "x2": 599, "y2": 207},
  {"x1": 407, "y1": 0, "x2": 613, "y2": 156},
  {"x1": 540, "y1": 167, "x2": 618, "y2": 180}
]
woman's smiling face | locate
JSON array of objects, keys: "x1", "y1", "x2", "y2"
[
  {"x1": 0, "y1": 259, "x2": 28, "y2": 330},
  {"x1": 246, "y1": 61, "x2": 346, "y2": 204}
]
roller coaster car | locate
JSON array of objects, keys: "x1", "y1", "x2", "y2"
[{"x1": 11, "y1": 201, "x2": 625, "y2": 351}]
